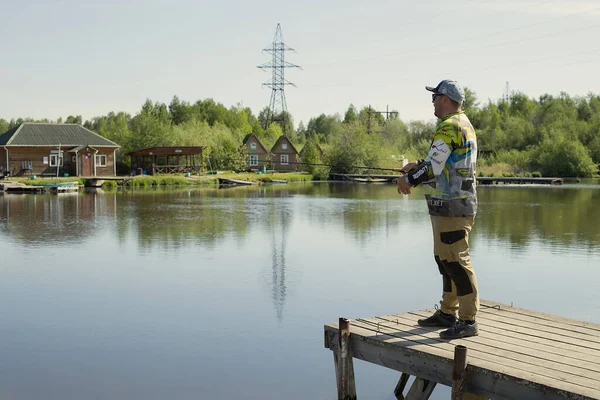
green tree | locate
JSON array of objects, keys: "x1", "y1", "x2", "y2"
[{"x1": 344, "y1": 104, "x2": 358, "y2": 123}]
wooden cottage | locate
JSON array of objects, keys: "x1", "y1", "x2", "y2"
[
  {"x1": 0, "y1": 123, "x2": 120, "y2": 178},
  {"x1": 271, "y1": 135, "x2": 299, "y2": 172},
  {"x1": 243, "y1": 133, "x2": 270, "y2": 171}
]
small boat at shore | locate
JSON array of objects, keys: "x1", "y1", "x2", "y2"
[{"x1": 217, "y1": 177, "x2": 257, "y2": 186}]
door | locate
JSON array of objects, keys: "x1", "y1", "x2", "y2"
[{"x1": 81, "y1": 153, "x2": 93, "y2": 176}]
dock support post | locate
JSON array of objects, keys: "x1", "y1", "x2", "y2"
[
  {"x1": 450, "y1": 345, "x2": 487, "y2": 400},
  {"x1": 451, "y1": 345, "x2": 468, "y2": 399},
  {"x1": 394, "y1": 372, "x2": 410, "y2": 399},
  {"x1": 405, "y1": 378, "x2": 436, "y2": 400},
  {"x1": 335, "y1": 317, "x2": 357, "y2": 400}
]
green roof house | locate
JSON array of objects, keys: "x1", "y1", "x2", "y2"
[{"x1": 0, "y1": 123, "x2": 120, "y2": 177}]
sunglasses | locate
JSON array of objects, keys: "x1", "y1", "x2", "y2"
[{"x1": 432, "y1": 93, "x2": 445, "y2": 102}]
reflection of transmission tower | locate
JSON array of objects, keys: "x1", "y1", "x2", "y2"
[
  {"x1": 257, "y1": 23, "x2": 300, "y2": 134},
  {"x1": 270, "y1": 207, "x2": 291, "y2": 323}
]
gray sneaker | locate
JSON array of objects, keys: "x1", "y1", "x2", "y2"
[
  {"x1": 417, "y1": 310, "x2": 457, "y2": 328},
  {"x1": 439, "y1": 320, "x2": 479, "y2": 339}
]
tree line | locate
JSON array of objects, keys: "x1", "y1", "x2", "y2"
[{"x1": 1, "y1": 89, "x2": 598, "y2": 177}]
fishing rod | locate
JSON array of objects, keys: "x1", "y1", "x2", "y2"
[{"x1": 206, "y1": 155, "x2": 406, "y2": 173}]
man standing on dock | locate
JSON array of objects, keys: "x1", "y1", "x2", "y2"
[{"x1": 396, "y1": 80, "x2": 480, "y2": 339}]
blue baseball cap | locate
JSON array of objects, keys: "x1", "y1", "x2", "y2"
[{"x1": 425, "y1": 80, "x2": 465, "y2": 104}]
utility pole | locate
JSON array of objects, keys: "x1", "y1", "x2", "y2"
[
  {"x1": 367, "y1": 105, "x2": 399, "y2": 133},
  {"x1": 257, "y1": 23, "x2": 301, "y2": 135}
]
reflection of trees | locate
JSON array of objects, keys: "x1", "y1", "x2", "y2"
[
  {"x1": 0, "y1": 191, "x2": 116, "y2": 245},
  {"x1": 116, "y1": 189, "x2": 252, "y2": 251},
  {"x1": 475, "y1": 187, "x2": 600, "y2": 248}
]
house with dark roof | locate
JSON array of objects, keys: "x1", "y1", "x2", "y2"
[
  {"x1": 243, "y1": 133, "x2": 270, "y2": 171},
  {"x1": 271, "y1": 135, "x2": 299, "y2": 172},
  {"x1": 0, "y1": 123, "x2": 120, "y2": 177}
]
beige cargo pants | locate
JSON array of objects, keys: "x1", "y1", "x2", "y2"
[{"x1": 431, "y1": 215, "x2": 479, "y2": 321}]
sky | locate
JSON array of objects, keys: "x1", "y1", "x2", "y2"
[{"x1": 1, "y1": 0, "x2": 599, "y2": 127}]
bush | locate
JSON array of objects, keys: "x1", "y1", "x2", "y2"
[
  {"x1": 531, "y1": 138, "x2": 597, "y2": 177},
  {"x1": 102, "y1": 180, "x2": 117, "y2": 189},
  {"x1": 532, "y1": 171, "x2": 542, "y2": 177}
]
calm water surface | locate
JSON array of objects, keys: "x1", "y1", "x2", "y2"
[{"x1": 0, "y1": 182, "x2": 599, "y2": 399}]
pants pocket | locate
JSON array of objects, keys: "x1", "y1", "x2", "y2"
[{"x1": 440, "y1": 230, "x2": 466, "y2": 245}]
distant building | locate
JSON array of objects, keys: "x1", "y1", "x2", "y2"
[
  {"x1": 243, "y1": 133, "x2": 270, "y2": 171},
  {"x1": 128, "y1": 146, "x2": 206, "y2": 175},
  {"x1": 0, "y1": 123, "x2": 120, "y2": 177},
  {"x1": 271, "y1": 135, "x2": 299, "y2": 172}
]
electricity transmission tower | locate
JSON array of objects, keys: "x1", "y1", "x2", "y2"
[
  {"x1": 503, "y1": 81, "x2": 511, "y2": 102},
  {"x1": 257, "y1": 23, "x2": 300, "y2": 134}
]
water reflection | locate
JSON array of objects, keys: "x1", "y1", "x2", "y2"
[
  {"x1": 0, "y1": 190, "x2": 117, "y2": 246},
  {"x1": 1, "y1": 182, "x2": 599, "y2": 399},
  {"x1": 2, "y1": 183, "x2": 599, "y2": 251},
  {"x1": 268, "y1": 204, "x2": 291, "y2": 322},
  {"x1": 476, "y1": 186, "x2": 600, "y2": 248}
]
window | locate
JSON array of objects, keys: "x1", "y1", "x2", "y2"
[
  {"x1": 250, "y1": 142, "x2": 257, "y2": 150},
  {"x1": 282, "y1": 143, "x2": 288, "y2": 150},
  {"x1": 49, "y1": 154, "x2": 63, "y2": 167},
  {"x1": 280, "y1": 154, "x2": 289, "y2": 165},
  {"x1": 249, "y1": 155, "x2": 258, "y2": 166},
  {"x1": 96, "y1": 154, "x2": 107, "y2": 167}
]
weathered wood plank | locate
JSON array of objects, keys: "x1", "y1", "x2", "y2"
[
  {"x1": 480, "y1": 301, "x2": 600, "y2": 332},
  {"x1": 390, "y1": 314, "x2": 600, "y2": 374},
  {"x1": 325, "y1": 325, "x2": 600, "y2": 400},
  {"x1": 479, "y1": 304, "x2": 600, "y2": 337},
  {"x1": 408, "y1": 310, "x2": 600, "y2": 358},
  {"x1": 355, "y1": 317, "x2": 600, "y2": 391},
  {"x1": 475, "y1": 310, "x2": 600, "y2": 347}
]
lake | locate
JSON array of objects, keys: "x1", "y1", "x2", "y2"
[{"x1": 0, "y1": 181, "x2": 599, "y2": 399}]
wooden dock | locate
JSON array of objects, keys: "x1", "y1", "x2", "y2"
[
  {"x1": 217, "y1": 177, "x2": 257, "y2": 186},
  {"x1": 0, "y1": 182, "x2": 78, "y2": 194},
  {"x1": 80, "y1": 176, "x2": 133, "y2": 188},
  {"x1": 324, "y1": 300, "x2": 600, "y2": 400}
]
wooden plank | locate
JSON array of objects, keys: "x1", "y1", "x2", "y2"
[
  {"x1": 409, "y1": 311, "x2": 600, "y2": 364},
  {"x1": 476, "y1": 308, "x2": 600, "y2": 346},
  {"x1": 396, "y1": 313, "x2": 600, "y2": 373},
  {"x1": 354, "y1": 319, "x2": 600, "y2": 389},
  {"x1": 477, "y1": 308, "x2": 600, "y2": 346},
  {"x1": 474, "y1": 312, "x2": 600, "y2": 350},
  {"x1": 408, "y1": 310, "x2": 600, "y2": 357},
  {"x1": 335, "y1": 321, "x2": 600, "y2": 398},
  {"x1": 481, "y1": 301, "x2": 600, "y2": 332},
  {"x1": 325, "y1": 325, "x2": 599, "y2": 400},
  {"x1": 478, "y1": 306, "x2": 600, "y2": 339}
]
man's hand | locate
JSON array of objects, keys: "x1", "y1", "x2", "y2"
[
  {"x1": 399, "y1": 162, "x2": 419, "y2": 174},
  {"x1": 396, "y1": 176, "x2": 412, "y2": 195}
]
